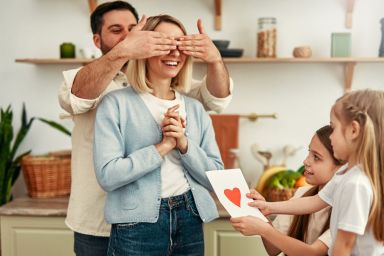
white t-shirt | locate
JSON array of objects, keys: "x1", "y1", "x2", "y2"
[
  {"x1": 319, "y1": 164, "x2": 384, "y2": 255},
  {"x1": 273, "y1": 186, "x2": 332, "y2": 248},
  {"x1": 139, "y1": 90, "x2": 190, "y2": 198}
]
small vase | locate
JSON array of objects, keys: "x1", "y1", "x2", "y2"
[
  {"x1": 379, "y1": 18, "x2": 384, "y2": 57},
  {"x1": 60, "y1": 42, "x2": 76, "y2": 58}
]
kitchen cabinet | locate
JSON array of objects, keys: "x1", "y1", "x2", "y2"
[
  {"x1": 15, "y1": 57, "x2": 384, "y2": 92},
  {"x1": 1, "y1": 197, "x2": 270, "y2": 256},
  {"x1": 0, "y1": 216, "x2": 74, "y2": 256},
  {"x1": 0, "y1": 197, "x2": 73, "y2": 256},
  {"x1": 204, "y1": 218, "x2": 269, "y2": 256}
]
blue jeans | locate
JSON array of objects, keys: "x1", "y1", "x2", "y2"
[
  {"x1": 74, "y1": 232, "x2": 109, "y2": 256},
  {"x1": 108, "y1": 190, "x2": 204, "y2": 256}
]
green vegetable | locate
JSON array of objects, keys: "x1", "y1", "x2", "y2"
[
  {"x1": 267, "y1": 170, "x2": 302, "y2": 189},
  {"x1": 297, "y1": 165, "x2": 305, "y2": 174},
  {"x1": 268, "y1": 176, "x2": 284, "y2": 189}
]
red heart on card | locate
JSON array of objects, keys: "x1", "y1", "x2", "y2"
[{"x1": 224, "y1": 187, "x2": 241, "y2": 207}]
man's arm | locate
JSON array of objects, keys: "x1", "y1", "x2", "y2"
[
  {"x1": 71, "y1": 16, "x2": 178, "y2": 100},
  {"x1": 70, "y1": 52, "x2": 127, "y2": 99},
  {"x1": 178, "y1": 19, "x2": 230, "y2": 98}
]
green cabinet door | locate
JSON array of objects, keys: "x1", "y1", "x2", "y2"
[
  {"x1": 1, "y1": 216, "x2": 74, "y2": 256},
  {"x1": 204, "y1": 219, "x2": 269, "y2": 256}
]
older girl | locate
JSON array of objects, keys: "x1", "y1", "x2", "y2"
[
  {"x1": 93, "y1": 15, "x2": 223, "y2": 256},
  {"x1": 231, "y1": 125, "x2": 343, "y2": 255}
]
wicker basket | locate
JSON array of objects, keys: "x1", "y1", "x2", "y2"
[
  {"x1": 263, "y1": 188, "x2": 297, "y2": 202},
  {"x1": 21, "y1": 150, "x2": 71, "y2": 198}
]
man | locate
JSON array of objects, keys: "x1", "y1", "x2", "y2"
[{"x1": 58, "y1": 1, "x2": 232, "y2": 255}]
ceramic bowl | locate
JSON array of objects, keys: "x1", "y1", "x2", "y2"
[
  {"x1": 293, "y1": 46, "x2": 312, "y2": 58},
  {"x1": 219, "y1": 48, "x2": 243, "y2": 58},
  {"x1": 213, "y1": 40, "x2": 230, "y2": 49}
]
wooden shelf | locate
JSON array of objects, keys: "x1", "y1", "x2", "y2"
[
  {"x1": 15, "y1": 58, "x2": 92, "y2": 65},
  {"x1": 16, "y1": 57, "x2": 384, "y2": 64},
  {"x1": 15, "y1": 57, "x2": 384, "y2": 92},
  {"x1": 193, "y1": 57, "x2": 384, "y2": 64}
]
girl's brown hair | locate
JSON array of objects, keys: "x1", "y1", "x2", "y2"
[
  {"x1": 126, "y1": 15, "x2": 192, "y2": 94},
  {"x1": 287, "y1": 125, "x2": 342, "y2": 242},
  {"x1": 333, "y1": 89, "x2": 384, "y2": 242}
]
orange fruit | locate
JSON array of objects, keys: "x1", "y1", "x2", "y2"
[{"x1": 295, "y1": 175, "x2": 309, "y2": 188}]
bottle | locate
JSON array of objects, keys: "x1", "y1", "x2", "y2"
[
  {"x1": 379, "y1": 18, "x2": 384, "y2": 57},
  {"x1": 257, "y1": 17, "x2": 277, "y2": 58}
]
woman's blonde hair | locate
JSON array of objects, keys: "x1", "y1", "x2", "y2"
[
  {"x1": 126, "y1": 15, "x2": 192, "y2": 94},
  {"x1": 333, "y1": 89, "x2": 384, "y2": 242}
]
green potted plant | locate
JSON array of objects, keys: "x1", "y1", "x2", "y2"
[{"x1": 0, "y1": 104, "x2": 71, "y2": 206}]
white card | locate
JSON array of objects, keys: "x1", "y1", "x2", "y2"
[{"x1": 206, "y1": 169, "x2": 268, "y2": 222}]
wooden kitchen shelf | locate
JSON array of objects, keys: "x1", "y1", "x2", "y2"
[
  {"x1": 15, "y1": 58, "x2": 92, "y2": 65},
  {"x1": 15, "y1": 57, "x2": 384, "y2": 92}
]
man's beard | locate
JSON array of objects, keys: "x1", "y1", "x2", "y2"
[
  {"x1": 99, "y1": 38, "x2": 112, "y2": 55},
  {"x1": 100, "y1": 38, "x2": 129, "y2": 70}
]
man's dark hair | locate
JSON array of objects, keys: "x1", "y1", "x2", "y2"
[{"x1": 90, "y1": 1, "x2": 139, "y2": 34}]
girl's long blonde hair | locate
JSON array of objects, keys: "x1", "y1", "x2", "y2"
[
  {"x1": 334, "y1": 89, "x2": 384, "y2": 242},
  {"x1": 126, "y1": 15, "x2": 192, "y2": 94}
]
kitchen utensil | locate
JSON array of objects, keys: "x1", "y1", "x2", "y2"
[
  {"x1": 258, "y1": 150, "x2": 272, "y2": 169},
  {"x1": 251, "y1": 144, "x2": 270, "y2": 170},
  {"x1": 281, "y1": 145, "x2": 301, "y2": 166}
]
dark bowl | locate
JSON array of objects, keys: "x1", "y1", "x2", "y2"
[
  {"x1": 219, "y1": 48, "x2": 243, "y2": 58},
  {"x1": 213, "y1": 40, "x2": 230, "y2": 49}
]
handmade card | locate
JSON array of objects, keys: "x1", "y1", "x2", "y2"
[{"x1": 206, "y1": 169, "x2": 268, "y2": 222}]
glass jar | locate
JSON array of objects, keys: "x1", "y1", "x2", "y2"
[{"x1": 257, "y1": 17, "x2": 277, "y2": 58}]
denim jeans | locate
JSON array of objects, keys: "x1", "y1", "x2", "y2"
[
  {"x1": 108, "y1": 190, "x2": 204, "y2": 256},
  {"x1": 74, "y1": 232, "x2": 109, "y2": 256}
]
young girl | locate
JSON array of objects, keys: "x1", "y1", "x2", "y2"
[
  {"x1": 250, "y1": 90, "x2": 384, "y2": 255},
  {"x1": 93, "y1": 15, "x2": 223, "y2": 255},
  {"x1": 231, "y1": 125, "x2": 343, "y2": 255}
]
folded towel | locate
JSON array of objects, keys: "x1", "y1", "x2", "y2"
[{"x1": 210, "y1": 115, "x2": 239, "y2": 168}]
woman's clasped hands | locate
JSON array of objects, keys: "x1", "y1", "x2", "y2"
[{"x1": 160, "y1": 104, "x2": 188, "y2": 154}]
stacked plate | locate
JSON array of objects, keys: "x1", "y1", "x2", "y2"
[{"x1": 213, "y1": 40, "x2": 243, "y2": 58}]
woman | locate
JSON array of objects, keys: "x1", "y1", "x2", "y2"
[{"x1": 93, "y1": 15, "x2": 223, "y2": 256}]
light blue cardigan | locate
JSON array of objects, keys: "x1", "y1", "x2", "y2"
[{"x1": 93, "y1": 87, "x2": 224, "y2": 224}]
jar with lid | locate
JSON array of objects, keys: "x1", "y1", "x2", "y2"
[{"x1": 257, "y1": 17, "x2": 277, "y2": 58}]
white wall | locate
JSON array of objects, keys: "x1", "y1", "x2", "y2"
[{"x1": 1, "y1": 0, "x2": 383, "y2": 195}]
